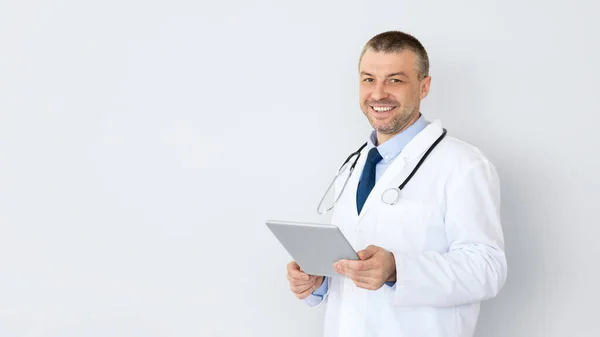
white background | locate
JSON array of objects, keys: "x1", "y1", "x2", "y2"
[{"x1": 1, "y1": 0, "x2": 599, "y2": 336}]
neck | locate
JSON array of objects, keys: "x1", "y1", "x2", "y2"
[{"x1": 376, "y1": 112, "x2": 420, "y2": 145}]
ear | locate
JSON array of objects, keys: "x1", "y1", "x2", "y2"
[{"x1": 420, "y1": 76, "x2": 432, "y2": 100}]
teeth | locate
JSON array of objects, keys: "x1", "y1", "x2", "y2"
[{"x1": 372, "y1": 106, "x2": 394, "y2": 112}]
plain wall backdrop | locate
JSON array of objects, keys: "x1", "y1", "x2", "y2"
[{"x1": 1, "y1": 0, "x2": 599, "y2": 336}]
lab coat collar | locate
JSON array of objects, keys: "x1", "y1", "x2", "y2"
[
  {"x1": 355, "y1": 119, "x2": 445, "y2": 224},
  {"x1": 397, "y1": 119, "x2": 445, "y2": 160}
]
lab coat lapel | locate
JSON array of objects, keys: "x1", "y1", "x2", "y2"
[
  {"x1": 355, "y1": 121, "x2": 445, "y2": 225},
  {"x1": 346, "y1": 146, "x2": 368, "y2": 218}
]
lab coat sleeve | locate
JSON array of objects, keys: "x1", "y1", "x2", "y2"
[{"x1": 390, "y1": 159, "x2": 507, "y2": 307}]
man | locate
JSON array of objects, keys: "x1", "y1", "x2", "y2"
[{"x1": 286, "y1": 31, "x2": 507, "y2": 337}]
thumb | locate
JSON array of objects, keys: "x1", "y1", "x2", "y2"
[{"x1": 358, "y1": 245, "x2": 379, "y2": 260}]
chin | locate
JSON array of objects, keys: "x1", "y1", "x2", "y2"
[
  {"x1": 370, "y1": 117, "x2": 393, "y2": 129},
  {"x1": 376, "y1": 127, "x2": 396, "y2": 135}
]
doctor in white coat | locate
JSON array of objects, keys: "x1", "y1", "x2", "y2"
[{"x1": 286, "y1": 31, "x2": 507, "y2": 337}]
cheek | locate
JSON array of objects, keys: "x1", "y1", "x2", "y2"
[
  {"x1": 359, "y1": 86, "x2": 371, "y2": 100},
  {"x1": 404, "y1": 86, "x2": 421, "y2": 100},
  {"x1": 360, "y1": 93, "x2": 371, "y2": 105},
  {"x1": 389, "y1": 88, "x2": 407, "y2": 100}
]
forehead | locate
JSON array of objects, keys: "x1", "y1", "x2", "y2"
[{"x1": 359, "y1": 49, "x2": 419, "y2": 77}]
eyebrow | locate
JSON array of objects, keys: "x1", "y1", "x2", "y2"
[{"x1": 360, "y1": 71, "x2": 410, "y2": 78}]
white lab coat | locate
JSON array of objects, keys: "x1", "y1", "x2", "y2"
[{"x1": 305, "y1": 120, "x2": 507, "y2": 337}]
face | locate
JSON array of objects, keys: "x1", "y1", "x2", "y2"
[{"x1": 359, "y1": 49, "x2": 431, "y2": 144}]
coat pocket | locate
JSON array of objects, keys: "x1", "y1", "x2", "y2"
[{"x1": 375, "y1": 198, "x2": 434, "y2": 252}]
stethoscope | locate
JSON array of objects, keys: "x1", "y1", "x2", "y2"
[{"x1": 316, "y1": 128, "x2": 447, "y2": 214}]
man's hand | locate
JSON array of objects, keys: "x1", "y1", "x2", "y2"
[
  {"x1": 334, "y1": 245, "x2": 396, "y2": 290},
  {"x1": 287, "y1": 261, "x2": 324, "y2": 299}
]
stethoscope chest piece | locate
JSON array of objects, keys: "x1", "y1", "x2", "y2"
[{"x1": 381, "y1": 188, "x2": 402, "y2": 205}]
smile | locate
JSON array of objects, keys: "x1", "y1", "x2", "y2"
[{"x1": 370, "y1": 106, "x2": 397, "y2": 112}]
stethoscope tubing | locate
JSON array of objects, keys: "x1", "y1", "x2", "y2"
[{"x1": 316, "y1": 128, "x2": 447, "y2": 214}]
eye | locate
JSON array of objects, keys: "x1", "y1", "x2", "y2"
[
  {"x1": 362, "y1": 78, "x2": 374, "y2": 82},
  {"x1": 390, "y1": 78, "x2": 404, "y2": 83}
]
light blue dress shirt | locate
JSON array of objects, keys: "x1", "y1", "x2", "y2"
[{"x1": 312, "y1": 114, "x2": 430, "y2": 298}]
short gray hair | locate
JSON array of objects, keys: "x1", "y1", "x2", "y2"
[{"x1": 359, "y1": 31, "x2": 430, "y2": 80}]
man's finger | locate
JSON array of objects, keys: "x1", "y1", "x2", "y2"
[
  {"x1": 287, "y1": 274, "x2": 313, "y2": 286},
  {"x1": 337, "y1": 259, "x2": 375, "y2": 272},
  {"x1": 292, "y1": 279, "x2": 316, "y2": 294},
  {"x1": 347, "y1": 273, "x2": 375, "y2": 286},
  {"x1": 353, "y1": 279, "x2": 380, "y2": 291},
  {"x1": 336, "y1": 261, "x2": 364, "y2": 280},
  {"x1": 296, "y1": 281, "x2": 319, "y2": 299},
  {"x1": 358, "y1": 246, "x2": 379, "y2": 260},
  {"x1": 287, "y1": 262, "x2": 311, "y2": 281},
  {"x1": 335, "y1": 263, "x2": 379, "y2": 290}
]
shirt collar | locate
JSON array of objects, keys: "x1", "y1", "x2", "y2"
[{"x1": 368, "y1": 114, "x2": 430, "y2": 163}]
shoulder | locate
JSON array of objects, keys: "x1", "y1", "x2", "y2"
[
  {"x1": 442, "y1": 135, "x2": 490, "y2": 158},
  {"x1": 435, "y1": 135, "x2": 498, "y2": 179}
]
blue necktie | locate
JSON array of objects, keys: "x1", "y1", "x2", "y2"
[{"x1": 356, "y1": 147, "x2": 383, "y2": 215}]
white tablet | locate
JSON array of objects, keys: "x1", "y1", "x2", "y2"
[{"x1": 265, "y1": 219, "x2": 359, "y2": 277}]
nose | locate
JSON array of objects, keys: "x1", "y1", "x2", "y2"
[{"x1": 370, "y1": 83, "x2": 388, "y2": 101}]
